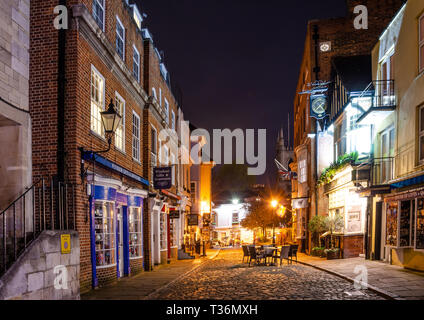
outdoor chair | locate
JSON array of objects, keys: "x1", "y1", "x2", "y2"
[
  {"x1": 248, "y1": 246, "x2": 265, "y2": 266},
  {"x1": 263, "y1": 247, "x2": 276, "y2": 265},
  {"x1": 288, "y1": 244, "x2": 299, "y2": 264},
  {"x1": 242, "y1": 245, "x2": 250, "y2": 263},
  {"x1": 273, "y1": 245, "x2": 290, "y2": 266}
]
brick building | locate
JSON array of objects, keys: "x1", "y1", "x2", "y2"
[
  {"x1": 291, "y1": 0, "x2": 406, "y2": 255},
  {"x1": 30, "y1": 0, "x2": 191, "y2": 293}
]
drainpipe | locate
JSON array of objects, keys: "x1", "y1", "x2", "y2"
[
  {"x1": 312, "y1": 24, "x2": 320, "y2": 219},
  {"x1": 57, "y1": 0, "x2": 67, "y2": 182}
]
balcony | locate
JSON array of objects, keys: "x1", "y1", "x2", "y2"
[
  {"x1": 370, "y1": 157, "x2": 394, "y2": 186},
  {"x1": 354, "y1": 80, "x2": 396, "y2": 125}
]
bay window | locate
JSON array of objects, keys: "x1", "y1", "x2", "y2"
[
  {"x1": 128, "y1": 207, "x2": 143, "y2": 258},
  {"x1": 94, "y1": 202, "x2": 115, "y2": 267}
]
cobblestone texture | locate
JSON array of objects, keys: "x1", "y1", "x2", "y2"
[{"x1": 150, "y1": 249, "x2": 385, "y2": 300}]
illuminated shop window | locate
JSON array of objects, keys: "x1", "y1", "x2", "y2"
[
  {"x1": 386, "y1": 202, "x2": 398, "y2": 246},
  {"x1": 129, "y1": 207, "x2": 143, "y2": 258},
  {"x1": 160, "y1": 210, "x2": 167, "y2": 250},
  {"x1": 94, "y1": 202, "x2": 116, "y2": 267},
  {"x1": 416, "y1": 199, "x2": 424, "y2": 250}
]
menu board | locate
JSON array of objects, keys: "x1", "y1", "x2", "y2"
[
  {"x1": 399, "y1": 201, "x2": 412, "y2": 247},
  {"x1": 417, "y1": 199, "x2": 424, "y2": 249},
  {"x1": 386, "y1": 202, "x2": 398, "y2": 246}
]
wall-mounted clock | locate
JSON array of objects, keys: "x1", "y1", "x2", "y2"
[
  {"x1": 310, "y1": 95, "x2": 328, "y2": 119},
  {"x1": 319, "y1": 41, "x2": 331, "y2": 53}
]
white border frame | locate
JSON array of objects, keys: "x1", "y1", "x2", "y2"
[
  {"x1": 90, "y1": 64, "x2": 106, "y2": 139},
  {"x1": 132, "y1": 45, "x2": 140, "y2": 82},
  {"x1": 114, "y1": 91, "x2": 126, "y2": 153},
  {"x1": 132, "y1": 110, "x2": 141, "y2": 162},
  {"x1": 115, "y1": 15, "x2": 125, "y2": 61},
  {"x1": 128, "y1": 206, "x2": 144, "y2": 260}
]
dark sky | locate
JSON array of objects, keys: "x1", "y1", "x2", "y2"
[{"x1": 136, "y1": 0, "x2": 347, "y2": 185}]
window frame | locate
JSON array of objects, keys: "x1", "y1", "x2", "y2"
[
  {"x1": 92, "y1": 0, "x2": 105, "y2": 32},
  {"x1": 132, "y1": 45, "x2": 140, "y2": 82},
  {"x1": 419, "y1": 13, "x2": 424, "y2": 73},
  {"x1": 128, "y1": 206, "x2": 143, "y2": 259},
  {"x1": 94, "y1": 201, "x2": 116, "y2": 268},
  {"x1": 171, "y1": 110, "x2": 175, "y2": 131},
  {"x1": 115, "y1": 15, "x2": 125, "y2": 61},
  {"x1": 164, "y1": 98, "x2": 169, "y2": 124},
  {"x1": 132, "y1": 111, "x2": 141, "y2": 162},
  {"x1": 114, "y1": 91, "x2": 125, "y2": 153},
  {"x1": 419, "y1": 105, "x2": 424, "y2": 163},
  {"x1": 90, "y1": 65, "x2": 106, "y2": 138}
]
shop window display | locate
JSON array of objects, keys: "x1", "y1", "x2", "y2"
[
  {"x1": 160, "y1": 211, "x2": 167, "y2": 250},
  {"x1": 399, "y1": 200, "x2": 413, "y2": 247},
  {"x1": 129, "y1": 207, "x2": 143, "y2": 258},
  {"x1": 386, "y1": 202, "x2": 398, "y2": 246},
  {"x1": 169, "y1": 218, "x2": 177, "y2": 247},
  {"x1": 417, "y1": 199, "x2": 424, "y2": 250},
  {"x1": 95, "y1": 202, "x2": 115, "y2": 266}
]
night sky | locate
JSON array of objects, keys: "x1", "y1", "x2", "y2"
[{"x1": 136, "y1": 0, "x2": 347, "y2": 185}]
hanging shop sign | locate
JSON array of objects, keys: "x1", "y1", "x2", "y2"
[
  {"x1": 292, "y1": 198, "x2": 309, "y2": 209},
  {"x1": 188, "y1": 214, "x2": 199, "y2": 226},
  {"x1": 169, "y1": 210, "x2": 180, "y2": 219},
  {"x1": 153, "y1": 167, "x2": 172, "y2": 190},
  {"x1": 310, "y1": 94, "x2": 328, "y2": 119}
]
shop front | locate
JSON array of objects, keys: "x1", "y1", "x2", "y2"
[
  {"x1": 88, "y1": 177, "x2": 147, "y2": 288},
  {"x1": 380, "y1": 182, "x2": 424, "y2": 271},
  {"x1": 325, "y1": 166, "x2": 367, "y2": 258}
]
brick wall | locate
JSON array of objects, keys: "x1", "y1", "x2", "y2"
[
  {"x1": 343, "y1": 235, "x2": 364, "y2": 258},
  {"x1": 129, "y1": 257, "x2": 143, "y2": 275}
]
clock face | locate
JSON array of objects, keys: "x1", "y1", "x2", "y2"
[
  {"x1": 311, "y1": 97, "x2": 327, "y2": 116},
  {"x1": 320, "y1": 42, "x2": 331, "y2": 52}
]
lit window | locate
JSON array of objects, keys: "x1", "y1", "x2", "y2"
[
  {"x1": 115, "y1": 93, "x2": 125, "y2": 152},
  {"x1": 420, "y1": 14, "x2": 424, "y2": 73},
  {"x1": 164, "y1": 98, "x2": 169, "y2": 124},
  {"x1": 129, "y1": 207, "x2": 143, "y2": 258},
  {"x1": 116, "y1": 16, "x2": 125, "y2": 60},
  {"x1": 419, "y1": 105, "x2": 424, "y2": 163},
  {"x1": 160, "y1": 145, "x2": 169, "y2": 166},
  {"x1": 298, "y1": 160, "x2": 307, "y2": 184},
  {"x1": 94, "y1": 202, "x2": 115, "y2": 267},
  {"x1": 132, "y1": 112, "x2": 140, "y2": 161},
  {"x1": 92, "y1": 0, "x2": 105, "y2": 31},
  {"x1": 91, "y1": 66, "x2": 105, "y2": 137},
  {"x1": 133, "y1": 46, "x2": 140, "y2": 82},
  {"x1": 131, "y1": 4, "x2": 143, "y2": 30},
  {"x1": 190, "y1": 182, "x2": 197, "y2": 203}
]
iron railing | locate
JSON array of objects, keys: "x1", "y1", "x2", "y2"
[
  {"x1": 0, "y1": 177, "x2": 76, "y2": 277},
  {"x1": 353, "y1": 80, "x2": 396, "y2": 110}
]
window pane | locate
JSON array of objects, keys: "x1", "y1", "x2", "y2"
[
  {"x1": 416, "y1": 198, "x2": 424, "y2": 249},
  {"x1": 399, "y1": 201, "x2": 411, "y2": 247},
  {"x1": 420, "y1": 16, "x2": 424, "y2": 42},
  {"x1": 420, "y1": 136, "x2": 424, "y2": 161},
  {"x1": 386, "y1": 202, "x2": 398, "y2": 246}
]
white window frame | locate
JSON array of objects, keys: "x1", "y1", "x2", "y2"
[
  {"x1": 132, "y1": 111, "x2": 141, "y2": 162},
  {"x1": 114, "y1": 92, "x2": 125, "y2": 153},
  {"x1": 133, "y1": 45, "x2": 140, "y2": 82},
  {"x1": 159, "y1": 88, "x2": 162, "y2": 107},
  {"x1": 116, "y1": 15, "x2": 125, "y2": 61},
  {"x1": 150, "y1": 125, "x2": 157, "y2": 183},
  {"x1": 90, "y1": 65, "x2": 105, "y2": 138},
  {"x1": 164, "y1": 98, "x2": 169, "y2": 124},
  {"x1": 170, "y1": 153, "x2": 175, "y2": 185},
  {"x1": 92, "y1": 0, "x2": 105, "y2": 32},
  {"x1": 419, "y1": 105, "x2": 424, "y2": 163},
  {"x1": 128, "y1": 206, "x2": 143, "y2": 259},
  {"x1": 419, "y1": 13, "x2": 424, "y2": 73},
  {"x1": 171, "y1": 110, "x2": 175, "y2": 131},
  {"x1": 152, "y1": 87, "x2": 157, "y2": 102},
  {"x1": 298, "y1": 159, "x2": 307, "y2": 184},
  {"x1": 161, "y1": 145, "x2": 169, "y2": 166}
]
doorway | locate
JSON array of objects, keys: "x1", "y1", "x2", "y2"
[{"x1": 374, "y1": 202, "x2": 383, "y2": 260}]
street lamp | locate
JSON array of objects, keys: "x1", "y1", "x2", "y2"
[{"x1": 79, "y1": 99, "x2": 122, "y2": 180}]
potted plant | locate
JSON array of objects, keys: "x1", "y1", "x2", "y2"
[
  {"x1": 311, "y1": 247, "x2": 325, "y2": 257},
  {"x1": 324, "y1": 248, "x2": 340, "y2": 260},
  {"x1": 308, "y1": 215, "x2": 327, "y2": 251},
  {"x1": 322, "y1": 214, "x2": 344, "y2": 260}
]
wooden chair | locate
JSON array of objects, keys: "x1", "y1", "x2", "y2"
[
  {"x1": 289, "y1": 244, "x2": 299, "y2": 264},
  {"x1": 273, "y1": 245, "x2": 290, "y2": 266}
]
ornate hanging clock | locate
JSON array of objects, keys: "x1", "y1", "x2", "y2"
[{"x1": 310, "y1": 95, "x2": 328, "y2": 119}]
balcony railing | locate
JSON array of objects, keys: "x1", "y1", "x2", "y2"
[{"x1": 354, "y1": 80, "x2": 396, "y2": 124}]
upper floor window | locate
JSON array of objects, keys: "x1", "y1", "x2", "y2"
[
  {"x1": 151, "y1": 126, "x2": 157, "y2": 154},
  {"x1": 298, "y1": 159, "x2": 307, "y2": 184},
  {"x1": 420, "y1": 13, "x2": 424, "y2": 73},
  {"x1": 91, "y1": 66, "x2": 105, "y2": 137},
  {"x1": 152, "y1": 87, "x2": 157, "y2": 102},
  {"x1": 419, "y1": 105, "x2": 424, "y2": 163},
  {"x1": 92, "y1": 0, "x2": 105, "y2": 31},
  {"x1": 131, "y1": 4, "x2": 143, "y2": 30},
  {"x1": 171, "y1": 110, "x2": 175, "y2": 130},
  {"x1": 170, "y1": 154, "x2": 175, "y2": 185},
  {"x1": 132, "y1": 111, "x2": 140, "y2": 162},
  {"x1": 133, "y1": 46, "x2": 140, "y2": 82},
  {"x1": 116, "y1": 16, "x2": 125, "y2": 60},
  {"x1": 115, "y1": 92, "x2": 125, "y2": 152},
  {"x1": 164, "y1": 98, "x2": 169, "y2": 124}
]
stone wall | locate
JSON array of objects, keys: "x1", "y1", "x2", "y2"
[{"x1": 0, "y1": 230, "x2": 80, "y2": 300}]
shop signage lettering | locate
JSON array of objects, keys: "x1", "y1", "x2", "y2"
[
  {"x1": 188, "y1": 214, "x2": 199, "y2": 226},
  {"x1": 169, "y1": 210, "x2": 180, "y2": 219},
  {"x1": 153, "y1": 167, "x2": 172, "y2": 190}
]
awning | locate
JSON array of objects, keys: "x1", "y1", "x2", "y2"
[{"x1": 391, "y1": 173, "x2": 424, "y2": 189}]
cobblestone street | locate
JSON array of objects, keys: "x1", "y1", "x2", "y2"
[{"x1": 149, "y1": 249, "x2": 385, "y2": 300}]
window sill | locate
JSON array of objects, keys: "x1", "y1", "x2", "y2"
[
  {"x1": 130, "y1": 256, "x2": 143, "y2": 260},
  {"x1": 115, "y1": 146, "x2": 126, "y2": 156},
  {"x1": 96, "y1": 263, "x2": 117, "y2": 270},
  {"x1": 133, "y1": 157, "x2": 142, "y2": 165},
  {"x1": 90, "y1": 130, "x2": 107, "y2": 143}
]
